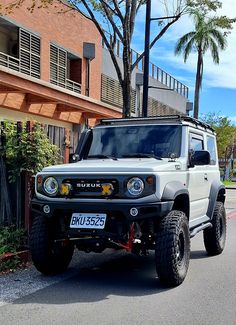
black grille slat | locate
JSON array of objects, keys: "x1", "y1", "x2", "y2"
[{"x1": 62, "y1": 178, "x2": 119, "y2": 198}]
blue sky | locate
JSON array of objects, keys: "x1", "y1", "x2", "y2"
[{"x1": 131, "y1": 0, "x2": 236, "y2": 122}]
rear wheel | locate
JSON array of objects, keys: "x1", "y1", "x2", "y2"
[
  {"x1": 155, "y1": 210, "x2": 190, "y2": 287},
  {"x1": 30, "y1": 215, "x2": 74, "y2": 275},
  {"x1": 203, "y1": 202, "x2": 226, "y2": 255}
]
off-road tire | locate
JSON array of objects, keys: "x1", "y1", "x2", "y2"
[
  {"x1": 30, "y1": 215, "x2": 74, "y2": 275},
  {"x1": 155, "y1": 210, "x2": 190, "y2": 287},
  {"x1": 203, "y1": 202, "x2": 226, "y2": 256}
]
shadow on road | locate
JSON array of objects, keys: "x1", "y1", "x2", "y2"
[
  {"x1": 13, "y1": 253, "x2": 173, "y2": 305},
  {"x1": 12, "y1": 247, "x2": 209, "y2": 306},
  {"x1": 190, "y1": 250, "x2": 208, "y2": 260}
]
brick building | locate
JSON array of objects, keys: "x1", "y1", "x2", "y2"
[
  {"x1": 0, "y1": 0, "x2": 121, "y2": 158},
  {"x1": 0, "y1": 0, "x2": 190, "y2": 158}
]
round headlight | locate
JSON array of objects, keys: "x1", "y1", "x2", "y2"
[
  {"x1": 43, "y1": 177, "x2": 58, "y2": 196},
  {"x1": 127, "y1": 177, "x2": 144, "y2": 196}
]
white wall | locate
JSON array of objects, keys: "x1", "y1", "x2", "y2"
[
  {"x1": 0, "y1": 107, "x2": 73, "y2": 130},
  {"x1": 102, "y1": 49, "x2": 188, "y2": 114}
]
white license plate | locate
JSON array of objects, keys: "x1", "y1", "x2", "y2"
[{"x1": 70, "y1": 213, "x2": 107, "y2": 229}]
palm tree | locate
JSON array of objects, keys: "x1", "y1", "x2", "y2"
[{"x1": 175, "y1": 11, "x2": 227, "y2": 119}]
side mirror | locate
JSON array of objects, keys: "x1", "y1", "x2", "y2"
[
  {"x1": 69, "y1": 128, "x2": 93, "y2": 163},
  {"x1": 190, "y1": 150, "x2": 210, "y2": 167},
  {"x1": 69, "y1": 153, "x2": 80, "y2": 163}
]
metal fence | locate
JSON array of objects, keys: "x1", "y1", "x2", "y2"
[
  {"x1": 102, "y1": 31, "x2": 189, "y2": 98},
  {"x1": 0, "y1": 121, "x2": 73, "y2": 229}
]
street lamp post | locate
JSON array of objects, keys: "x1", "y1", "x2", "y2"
[
  {"x1": 142, "y1": 0, "x2": 151, "y2": 117},
  {"x1": 142, "y1": 0, "x2": 180, "y2": 118}
]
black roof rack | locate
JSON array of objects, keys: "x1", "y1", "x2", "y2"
[{"x1": 99, "y1": 115, "x2": 215, "y2": 132}]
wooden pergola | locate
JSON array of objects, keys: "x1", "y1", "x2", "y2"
[{"x1": 0, "y1": 69, "x2": 122, "y2": 125}]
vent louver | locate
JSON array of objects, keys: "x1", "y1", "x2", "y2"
[
  {"x1": 19, "y1": 29, "x2": 40, "y2": 78},
  {"x1": 101, "y1": 74, "x2": 136, "y2": 113}
]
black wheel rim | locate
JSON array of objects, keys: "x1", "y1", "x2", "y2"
[
  {"x1": 219, "y1": 215, "x2": 226, "y2": 245},
  {"x1": 177, "y1": 231, "x2": 185, "y2": 266}
]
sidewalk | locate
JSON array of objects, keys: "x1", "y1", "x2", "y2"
[
  {"x1": 225, "y1": 182, "x2": 236, "y2": 190},
  {"x1": 225, "y1": 188, "x2": 236, "y2": 218}
]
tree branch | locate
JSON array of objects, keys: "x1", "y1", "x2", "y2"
[
  {"x1": 131, "y1": 14, "x2": 181, "y2": 71},
  {"x1": 57, "y1": 0, "x2": 94, "y2": 21},
  {"x1": 100, "y1": 0, "x2": 123, "y2": 42},
  {"x1": 130, "y1": 0, "x2": 137, "y2": 37},
  {"x1": 79, "y1": 0, "x2": 123, "y2": 86},
  {"x1": 113, "y1": 0, "x2": 124, "y2": 23}
]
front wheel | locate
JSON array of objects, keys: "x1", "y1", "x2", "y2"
[
  {"x1": 203, "y1": 202, "x2": 226, "y2": 255},
  {"x1": 155, "y1": 210, "x2": 190, "y2": 287},
  {"x1": 30, "y1": 215, "x2": 74, "y2": 275}
]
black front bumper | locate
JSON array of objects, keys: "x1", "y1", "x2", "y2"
[{"x1": 31, "y1": 198, "x2": 173, "y2": 221}]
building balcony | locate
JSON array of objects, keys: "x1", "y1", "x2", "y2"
[{"x1": 102, "y1": 31, "x2": 189, "y2": 99}]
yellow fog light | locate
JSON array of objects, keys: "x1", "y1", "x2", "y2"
[
  {"x1": 101, "y1": 183, "x2": 114, "y2": 196},
  {"x1": 60, "y1": 183, "x2": 72, "y2": 196}
]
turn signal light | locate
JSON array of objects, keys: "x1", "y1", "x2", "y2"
[
  {"x1": 146, "y1": 176, "x2": 154, "y2": 185},
  {"x1": 37, "y1": 175, "x2": 43, "y2": 187}
]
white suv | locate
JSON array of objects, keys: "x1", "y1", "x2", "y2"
[{"x1": 30, "y1": 115, "x2": 226, "y2": 287}]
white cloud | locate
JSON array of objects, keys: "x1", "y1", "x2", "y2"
[
  {"x1": 145, "y1": 0, "x2": 236, "y2": 90},
  {"x1": 134, "y1": 0, "x2": 236, "y2": 89}
]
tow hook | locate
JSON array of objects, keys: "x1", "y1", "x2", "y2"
[{"x1": 108, "y1": 223, "x2": 135, "y2": 252}]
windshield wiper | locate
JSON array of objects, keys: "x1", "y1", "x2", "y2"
[
  {"x1": 122, "y1": 153, "x2": 162, "y2": 160},
  {"x1": 87, "y1": 154, "x2": 118, "y2": 160}
]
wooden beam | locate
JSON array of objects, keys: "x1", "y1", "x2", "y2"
[
  {"x1": 83, "y1": 112, "x2": 104, "y2": 119},
  {"x1": 0, "y1": 70, "x2": 122, "y2": 118},
  {"x1": 20, "y1": 95, "x2": 30, "y2": 112},
  {"x1": 56, "y1": 104, "x2": 83, "y2": 112},
  {"x1": 26, "y1": 94, "x2": 60, "y2": 104},
  {"x1": 0, "y1": 86, "x2": 21, "y2": 93}
]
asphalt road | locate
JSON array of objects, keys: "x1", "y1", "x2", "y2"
[{"x1": 1, "y1": 189, "x2": 236, "y2": 325}]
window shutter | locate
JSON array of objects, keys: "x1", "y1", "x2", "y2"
[
  {"x1": 19, "y1": 29, "x2": 40, "y2": 78},
  {"x1": 50, "y1": 44, "x2": 66, "y2": 87}
]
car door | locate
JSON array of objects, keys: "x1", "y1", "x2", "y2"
[{"x1": 187, "y1": 131, "x2": 210, "y2": 221}]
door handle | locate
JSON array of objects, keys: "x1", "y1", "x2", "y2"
[{"x1": 204, "y1": 173, "x2": 208, "y2": 181}]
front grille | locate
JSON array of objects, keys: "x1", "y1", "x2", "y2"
[{"x1": 62, "y1": 178, "x2": 119, "y2": 198}]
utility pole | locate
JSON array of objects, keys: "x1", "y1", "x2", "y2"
[
  {"x1": 142, "y1": 2, "x2": 179, "y2": 118},
  {"x1": 142, "y1": 0, "x2": 151, "y2": 117}
]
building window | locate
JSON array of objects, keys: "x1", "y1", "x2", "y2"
[
  {"x1": 19, "y1": 29, "x2": 40, "y2": 78},
  {"x1": 50, "y1": 44, "x2": 81, "y2": 94},
  {"x1": 0, "y1": 19, "x2": 40, "y2": 78}
]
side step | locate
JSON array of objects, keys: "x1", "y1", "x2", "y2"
[{"x1": 190, "y1": 222, "x2": 212, "y2": 238}]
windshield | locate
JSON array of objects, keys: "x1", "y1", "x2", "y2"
[{"x1": 87, "y1": 125, "x2": 182, "y2": 159}]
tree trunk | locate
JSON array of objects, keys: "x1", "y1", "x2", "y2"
[
  {"x1": 122, "y1": 40, "x2": 132, "y2": 118},
  {"x1": 194, "y1": 50, "x2": 203, "y2": 119}
]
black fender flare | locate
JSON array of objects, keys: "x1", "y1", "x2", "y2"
[
  {"x1": 162, "y1": 181, "x2": 189, "y2": 201},
  {"x1": 207, "y1": 180, "x2": 225, "y2": 220}
]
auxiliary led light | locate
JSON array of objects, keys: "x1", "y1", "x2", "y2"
[{"x1": 60, "y1": 183, "x2": 72, "y2": 196}]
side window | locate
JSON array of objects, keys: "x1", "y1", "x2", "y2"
[
  {"x1": 207, "y1": 136, "x2": 217, "y2": 165},
  {"x1": 190, "y1": 134, "x2": 204, "y2": 151}
]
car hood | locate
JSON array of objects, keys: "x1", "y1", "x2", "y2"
[{"x1": 42, "y1": 158, "x2": 182, "y2": 174}]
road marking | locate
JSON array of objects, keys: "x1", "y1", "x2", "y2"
[{"x1": 227, "y1": 211, "x2": 236, "y2": 219}]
